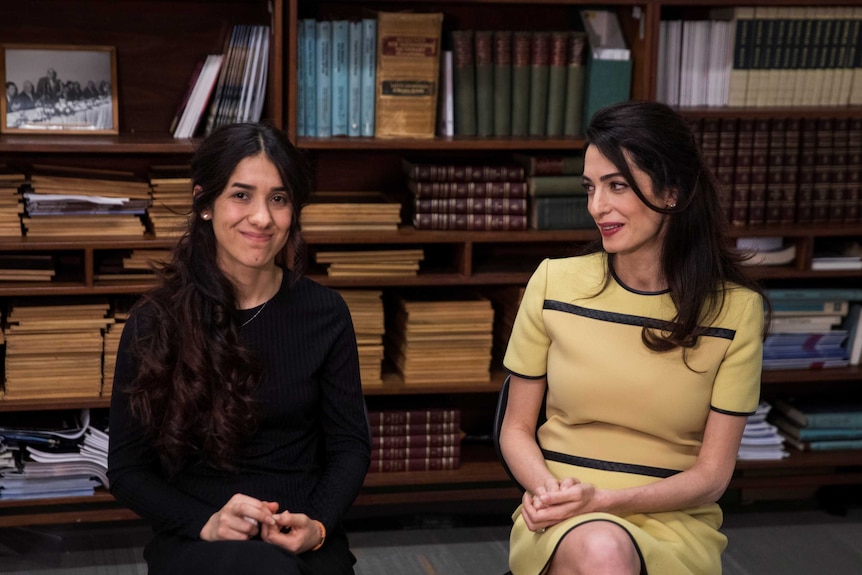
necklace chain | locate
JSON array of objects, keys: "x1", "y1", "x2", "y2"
[{"x1": 240, "y1": 300, "x2": 269, "y2": 328}]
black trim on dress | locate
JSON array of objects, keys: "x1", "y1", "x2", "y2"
[
  {"x1": 543, "y1": 300, "x2": 736, "y2": 341},
  {"x1": 541, "y1": 449, "x2": 682, "y2": 479}
]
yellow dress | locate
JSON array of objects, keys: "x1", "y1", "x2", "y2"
[{"x1": 503, "y1": 253, "x2": 764, "y2": 575}]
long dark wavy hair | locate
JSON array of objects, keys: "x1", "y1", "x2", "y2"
[
  {"x1": 125, "y1": 122, "x2": 311, "y2": 477},
  {"x1": 584, "y1": 101, "x2": 767, "y2": 353}
]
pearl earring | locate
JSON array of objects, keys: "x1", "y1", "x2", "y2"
[{"x1": 201, "y1": 212, "x2": 210, "y2": 220}]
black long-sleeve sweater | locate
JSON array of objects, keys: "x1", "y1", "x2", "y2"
[{"x1": 107, "y1": 273, "x2": 371, "y2": 541}]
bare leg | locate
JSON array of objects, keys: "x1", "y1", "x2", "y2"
[{"x1": 546, "y1": 521, "x2": 641, "y2": 575}]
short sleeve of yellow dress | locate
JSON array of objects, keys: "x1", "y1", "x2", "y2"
[{"x1": 502, "y1": 253, "x2": 764, "y2": 575}]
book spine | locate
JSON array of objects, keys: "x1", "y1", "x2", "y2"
[
  {"x1": 413, "y1": 212, "x2": 528, "y2": 231},
  {"x1": 563, "y1": 32, "x2": 587, "y2": 137},
  {"x1": 331, "y1": 20, "x2": 349, "y2": 136},
  {"x1": 716, "y1": 118, "x2": 738, "y2": 223},
  {"x1": 529, "y1": 195, "x2": 592, "y2": 230},
  {"x1": 347, "y1": 20, "x2": 363, "y2": 137},
  {"x1": 437, "y1": 50, "x2": 455, "y2": 137},
  {"x1": 849, "y1": 118, "x2": 862, "y2": 223},
  {"x1": 764, "y1": 117, "x2": 786, "y2": 224},
  {"x1": 513, "y1": 154, "x2": 585, "y2": 176},
  {"x1": 414, "y1": 197, "x2": 527, "y2": 215},
  {"x1": 781, "y1": 118, "x2": 802, "y2": 224},
  {"x1": 452, "y1": 29, "x2": 477, "y2": 136},
  {"x1": 370, "y1": 421, "x2": 462, "y2": 436},
  {"x1": 368, "y1": 409, "x2": 460, "y2": 425},
  {"x1": 748, "y1": 118, "x2": 771, "y2": 224},
  {"x1": 405, "y1": 163, "x2": 525, "y2": 182},
  {"x1": 474, "y1": 30, "x2": 494, "y2": 137},
  {"x1": 813, "y1": 117, "x2": 834, "y2": 223},
  {"x1": 545, "y1": 31, "x2": 568, "y2": 137},
  {"x1": 409, "y1": 180, "x2": 529, "y2": 199},
  {"x1": 527, "y1": 176, "x2": 586, "y2": 196},
  {"x1": 371, "y1": 445, "x2": 461, "y2": 460},
  {"x1": 797, "y1": 117, "x2": 818, "y2": 222},
  {"x1": 732, "y1": 118, "x2": 753, "y2": 226},
  {"x1": 366, "y1": 456, "x2": 461, "y2": 472},
  {"x1": 728, "y1": 8, "x2": 755, "y2": 107},
  {"x1": 302, "y1": 19, "x2": 317, "y2": 137},
  {"x1": 829, "y1": 117, "x2": 850, "y2": 223},
  {"x1": 315, "y1": 20, "x2": 333, "y2": 138},
  {"x1": 360, "y1": 18, "x2": 377, "y2": 137},
  {"x1": 511, "y1": 31, "x2": 532, "y2": 137},
  {"x1": 492, "y1": 30, "x2": 512, "y2": 137},
  {"x1": 371, "y1": 433, "x2": 461, "y2": 448},
  {"x1": 528, "y1": 31, "x2": 550, "y2": 137},
  {"x1": 296, "y1": 22, "x2": 306, "y2": 137}
]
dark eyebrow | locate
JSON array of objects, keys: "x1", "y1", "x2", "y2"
[
  {"x1": 582, "y1": 172, "x2": 624, "y2": 183},
  {"x1": 229, "y1": 182, "x2": 288, "y2": 192}
]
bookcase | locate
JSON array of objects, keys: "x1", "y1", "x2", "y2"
[{"x1": 1, "y1": 0, "x2": 862, "y2": 527}]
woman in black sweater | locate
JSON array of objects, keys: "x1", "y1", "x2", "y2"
[{"x1": 108, "y1": 122, "x2": 371, "y2": 575}]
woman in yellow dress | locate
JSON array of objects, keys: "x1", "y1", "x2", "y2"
[{"x1": 499, "y1": 101, "x2": 767, "y2": 575}]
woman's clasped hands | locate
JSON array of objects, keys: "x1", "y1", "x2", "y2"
[
  {"x1": 523, "y1": 477, "x2": 596, "y2": 533},
  {"x1": 201, "y1": 493, "x2": 324, "y2": 553}
]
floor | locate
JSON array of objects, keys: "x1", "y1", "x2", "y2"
[{"x1": 0, "y1": 501, "x2": 860, "y2": 574}]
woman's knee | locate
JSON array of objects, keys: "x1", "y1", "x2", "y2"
[{"x1": 550, "y1": 521, "x2": 640, "y2": 575}]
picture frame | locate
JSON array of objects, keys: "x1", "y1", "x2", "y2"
[{"x1": 1, "y1": 44, "x2": 119, "y2": 135}]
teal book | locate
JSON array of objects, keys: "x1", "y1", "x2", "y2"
[
  {"x1": 492, "y1": 30, "x2": 512, "y2": 137},
  {"x1": 545, "y1": 31, "x2": 568, "y2": 137},
  {"x1": 360, "y1": 18, "x2": 377, "y2": 137},
  {"x1": 347, "y1": 20, "x2": 363, "y2": 137},
  {"x1": 452, "y1": 29, "x2": 477, "y2": 136},
  {"x1": 315, "y1": 20, "x2": 332, "y2": 137},
  {"x1": 774, "y1": 398, "x2": 862, "y2": 429},
  {"x1": 302, "y1": 19, "x2": 317, "y2": 137},
  {"x1": 296, "y1": 21, "x2": 306, "y2": 136},
  {"x1": 331, "y1": 20, "x2": 349, "y2": 136},
  {"x1": 772, "y1": 415, "x2": 862, "y2": 442},
  {"x1": 474, "y1": 30, "x2": 494, "y2": 137},
  {"x1": 511, "y1": 31, "x2": 531, "y2": 137},
  {"x1": 528, "y1": 31, "x2": 550, "y2": 137},
  {"x1": 527, "y1": 175, "x2": 586, "y2": 196},
  {"x1": 580, "y1": 9, "x2": 632, "y2": 125}
]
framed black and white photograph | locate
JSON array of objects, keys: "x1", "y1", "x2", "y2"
[{"x1": 1, "y1": 44, "x2": 118, "y2": 135}]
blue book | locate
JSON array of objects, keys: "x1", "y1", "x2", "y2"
[
  {"x1": 360, "y1": 18, "x2": 377, "y2": 137},
  {"x1": 765, "y1": 288, "x2": 862, "y2": 302},
  {"x1": 331, "y1": 20, "x2": 349, "y2": 136},
  {"x1": 347, "y1": 21, "x2": 363, "y2": 137},
  {"x1": 774, "y1": 399, "x2": 862, "y2": 429},
  {"x1": 301, "y1": 19, "x2": 317, "y2": 137},
  {"x1": 772, "y1": 415, "x2": 862, "y2": 442},
  {"x1": 296, "y1": 21, "x2": 306, "y2": 137},
  {"x1": 315, "y1": 20, "x2": 332, "y2": 138}
]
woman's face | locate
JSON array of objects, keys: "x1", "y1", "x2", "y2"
[
  {"x1": 584, "y1": 145, "x2": 672, "y2": 263},
  {"x1": 208, "y1": 153, "x2": 293, "y2": 277}
]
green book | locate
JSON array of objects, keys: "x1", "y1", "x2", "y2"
[
  {"x1": 527, "y1": 175, "x2": 586, "y2": 196},
  {"x1": 511, "y1": 31, "x2": 531, "y2": 137},
  {"x1": 528, "y1": 31, "x2": 550, "y2": 137},
  {"x1": 452, "y1": 29, "x2": 477, "y2": 136},
  {"x1": 580, "y1": 9, "x2": 632, "y2": 125},
  {"x1": 492, "y1": 30, "x2": 512, "y2": 137},
  {"x1": 545, "y1": 31, "x2": 568, "y2": 137},
  {"x1": 474, "y1": 30, "x2": 494, "y2": 137},
  {"x1": 529, "y1": 195, "x2": 592, "y2": 230},
  {"x1": 563, "y1": 32, "x2": 587, "y2": 137}
]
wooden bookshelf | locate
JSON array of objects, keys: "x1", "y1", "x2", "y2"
[{"x1": 1, "y1": 0, "x2": 862, "y2": 527}]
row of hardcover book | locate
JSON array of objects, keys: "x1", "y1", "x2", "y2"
[
  {"x1": 367, "y1": 408, "x2": 462, "y2": 472},
  {"x1": 447, "y1": 29, "x2": 587, "y2": 138},
  {"x1": 296, "y1": 18, "x2": 377, "y2": 138},
  {"x1": 692, "y1": 115, "x2": 862, "y2": 227},
  {"x1": 659, "y1": 7, "x2": 862, "y2": 109}
]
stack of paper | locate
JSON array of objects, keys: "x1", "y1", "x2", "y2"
[
  {"x1": 315, "y1": 249, "x2": 424, "y2": 278},
  {"x1": 4, "y1": 302, "x2": 112, "y2": 399},
  {"x1": 95, "y1": 249, "x2": 170, "y2": 283},
  {"x1": 338, "y1": 290, "x2": 385, "y2": 387},
  {"x1": 737, "y1": 402, "x2": 788, "y2": 460},
  {"x1": 386, "y1": 294, "x2": 494, "y2": 384},
  {"x1": 302, "y1": 192, "x2": 402, "y2": 232},
  {"x1": 147, "y1": 165, "x2": 193, "y2": 237}
]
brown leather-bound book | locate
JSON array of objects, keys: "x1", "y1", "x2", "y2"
[
  {"x1": 812, "y1": 118, "x2": 834, "y2": 223},
  {"x1": 371, "y1": 444, "x2": 461, "y2": 461},
  {"x1": 847, "y1": 118, "x2": 862, "y2": 223},
  {"x1": 368, "y1": 408, "x2": 460, "y2": 425},
  {"x1": 366, "y1": 456, "x2": 461, "y2": 472},
  {"x1": 829, "y1": 117, "x2": 850, "y2": 224},
  {"x1": 747, "y1": 118, "x2": 772, "y2": 225},
  {"x1": 402, "y1": 160, "x2": 525, "y2": 182},
  {"x1": 796, "y1": 118, "x2": 819, "y2": 223},
  {"x1": 731, "y1": 118, "x2": 754, "y2": 226},
  {"x1": 764, "y1": 117, "x2": 786, "y2": 225},
  {"x1": 781, "y1": 118, "x2": 802, "y2": 225},
  {"x1": 414, "y1": 197, "x2": 527, "y2": 216},
  {"x1": 370, "y1": 421, "x2": 462, "y2": 437},
  {"x1": 371, "y1": 433, "x2": 462, "y2": 449},
  {"x1": 412, "y1": 212, "x2": 527, "y2": 230},
  {"x1": 716, "y1": 118, "x2": 738, "y2": 223},
  {"x1": 408, "y1": 180, "x2": 529, "y2": 199}
]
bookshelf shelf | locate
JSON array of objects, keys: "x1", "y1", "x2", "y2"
[{"x1": 1, "y1": 0, "x2": 862, "y2": 528}]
